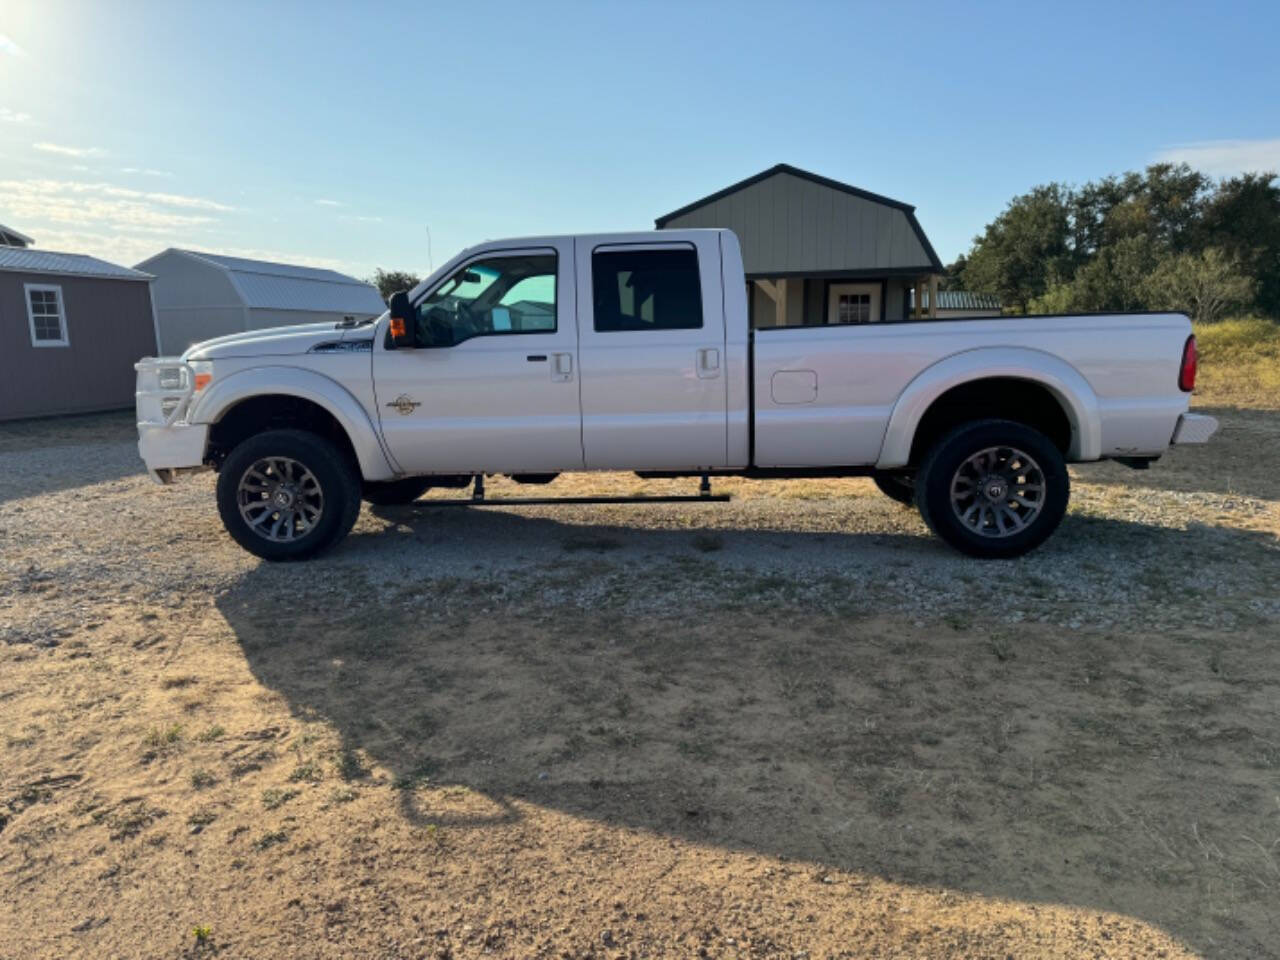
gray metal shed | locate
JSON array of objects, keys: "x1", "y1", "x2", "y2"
[
  {"x1": 0, "y1": 247, "x2": 157, "y2": 420},
  {"x1": 136, "y1": 249, "x2": 387, "y2": 356},
  {"x1": 656, "y1": 164, "x2": 944, "y2": 327}
]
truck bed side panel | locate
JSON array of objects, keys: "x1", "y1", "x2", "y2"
[{"x1": 751, "y1": 314, "x2": 1192, "y2": 467}]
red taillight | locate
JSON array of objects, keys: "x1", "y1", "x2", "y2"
[{"x1": 1178, "y1": 335, "x2": 1198, "y2": 392}]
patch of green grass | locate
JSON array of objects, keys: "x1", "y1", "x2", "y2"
[
  {"x1": 254, "y1": 830, "x2": 289, "y2": 851},
  {"x1": 194, "y1": 725, "x2": 226, "y2": 743},
  {"x1": 187, "y1": 809, "x2": 217, "y2": 827},
  {"x1": 288, "y1": 761, "x2": 323, "y2": 783},
  {"x1": 327, "y1": 786, "x2": 358, "y2": 805},
  {"x1": 192, "y1": 924, "x2": 212, "y2": 943},
  {"x1": 870, "y1": 781, "x2": 906, "y2": 818},
  {"x1": 190, "y1": 768, "x2": 217, "y2": 790},
  {"x1": 105, "y1": 801, "x2": 166, "y2": 840},
  {"x1": 141, "y1": 724, "x2": 184, "y2": 760},
  {"x1": 392, "y1": 759, "x2": 440, "y2": 790},
  {"x1": 337, "y1": 750, "x2": 368, "y2": 781},
  {"x1": 261, "y1": 788, "x2": 299, "y2": 810}
]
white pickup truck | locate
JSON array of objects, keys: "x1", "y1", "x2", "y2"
[{"x1": 136, "y1": 228, "x2": 1216, "y2": 561}]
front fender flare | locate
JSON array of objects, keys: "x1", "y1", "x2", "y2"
[
  {"x1": 875, "y1": 347, "x2": 1102, "y2": 468},
  {"x1": 189, "y1": 366, "x2": 397, "y2": 481}
]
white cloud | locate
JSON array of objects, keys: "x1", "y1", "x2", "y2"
[
  {"x1": 0, "y1": 33, "x2": 24, "y2": 57},
  {"x1": 315, "y1": 198, "x2": 343, "y2": 207},
  {"x1": 0, "y1": 106, "x2": 31, "y2": 123},
  {"x1": 0, "y1": 179, "x2": 235, "y2": 237},
  {"x1": 339, "y1": 214, "x2": 383, "y2": 223},
  {"x1": 121, "y1": 166, "x2": 175, "y2": 178},
  {"x1": 1155, "y1": 138, "x2": 1280, "y2": 177},
  {"x1": 34, "y1": 141, "x2": 105, "y2": 158}
]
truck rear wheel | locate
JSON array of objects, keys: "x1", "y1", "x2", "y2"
[
  {"x1": 216, "y1": 429, "x2": 360, "y2": 561},
  {"x1": 872, "y1": 472, "x2": 915, "y2": 506},
  {"x1": 916, "y1": 419, "x2": 1068, "y2": 559}
]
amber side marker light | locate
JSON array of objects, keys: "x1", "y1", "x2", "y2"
[
  {"x1": 389, "y1": 317, "x2": 406, "y2": 339},
  {"x1": 193, "y1": 373, "x2": 213, "y2": 392},
  {"x1": 1178, "y1": 334, "x2": 1198, "y2": 392}
]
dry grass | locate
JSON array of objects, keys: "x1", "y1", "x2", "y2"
[{"x1": 1193, "y1": 316, "x2": 1280, "y2": 409}]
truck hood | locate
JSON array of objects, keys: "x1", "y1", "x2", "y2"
[{"x1": 182, "y1": 319, "x2": 382, "y2": 360}]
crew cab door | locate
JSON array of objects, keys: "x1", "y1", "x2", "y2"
[
  {"x1": 372, "y1": 241, "x2": 583, "y2": 474},
  {"x1": 575, "y1": 236, "x2": 728, "y2": 469}
]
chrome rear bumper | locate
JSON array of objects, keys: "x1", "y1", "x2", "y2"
[{"x1": 1171, "y1": 412, "x2": 1218, "y2": 445}]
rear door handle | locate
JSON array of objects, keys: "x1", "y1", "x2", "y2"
[
  {"x1": 526, "y1": 354, "x2": 547, "y2": 362},
  {"x1": 552, "y1": 352, "x2": 574, "y2": 382},
  {"x1": 697, "y1": 347, "x2": 720, "y2": 379}
]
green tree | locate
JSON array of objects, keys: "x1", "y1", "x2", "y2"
[
  {"x1": 1141, "y1": 248, "x2": 1255, "y2": 324},
  {"x1": 1198, "y1": 172, "x2": 1280, "y2": 314},
  {"x1": 962, "y1": 184, "x2": 1073, "y2": 312},
  {"x1": 370, "y1": 268, "x2": 422, "y2": 303}
]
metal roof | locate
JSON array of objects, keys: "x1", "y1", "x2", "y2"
[
  {"x1": 655, "y1": 164, "x2": 944, "y2": 274},
  {"x1": 0, "y1": 247, "x2": 153, "y2": 281},
  {"x1": 0, "y1": 223, "x2": 34, "y2": 247},
  {"x1": 155, "y1": 249, "x2": 386, "y2": 314},
  {"x1": 909, "y1": 289, "x2": 1003, "y2": 311}
]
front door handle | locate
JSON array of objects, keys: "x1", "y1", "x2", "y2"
[
  {"x1": 697, "y1": 347, "x2": 720, "y2": 379},
  {"x1": 552, "y1": 352, "x2": 574, "y2": 382}
]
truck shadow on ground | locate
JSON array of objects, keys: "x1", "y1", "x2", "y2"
[{"x1": 215, "y1": 507, "x2": 1278, "y2": 959}]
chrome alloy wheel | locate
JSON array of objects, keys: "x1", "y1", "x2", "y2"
[
  {"x1": 949, "y1": 446, "x2": 1045, "y2": 538},
  {"x1": 236, "y1": 457, "x2": 325, "y2": 542}
]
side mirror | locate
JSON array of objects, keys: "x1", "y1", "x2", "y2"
[{"x1": 387, "y1": 291, "x2": 415, "y2": 348}]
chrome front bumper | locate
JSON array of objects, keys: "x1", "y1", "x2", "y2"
[
  {"x1": 1171, "y1": 412, "x2": 1218, "y2": 445},
  {"x1": 136, "y1": 357, "x2": 208, "y2": 483},
  {"x1": 137, "y1": 421, "x2": 209, "y2": 483}
]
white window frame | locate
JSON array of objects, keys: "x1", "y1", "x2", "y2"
[
  {"x1": 25, "y1": 283, "x2": 70, "y2": 347},
  {"x1": 826, "y1": 282, "x2": 881, "y2": 325}
]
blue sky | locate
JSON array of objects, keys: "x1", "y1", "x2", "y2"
[{"x1": 2, "y1": 0, "x2": 1278, "y2": 278}]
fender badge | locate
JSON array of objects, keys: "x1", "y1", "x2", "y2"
[{"x1": 386, "y1": 395, "x2": 421, "y2": 416}]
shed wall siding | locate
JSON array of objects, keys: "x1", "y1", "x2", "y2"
[
  {"x1": 142, "y1": 251, "x2": 242, "y2": 309},
  {"x1": 0, "y1": 272, "x2": 155, "y2": 420},
  {"x1": 156, "y1": 306, "x2": 246, "y2": 356},
  {"x1": 661, "y1": 171, "x2": 934, "y2": 275}
]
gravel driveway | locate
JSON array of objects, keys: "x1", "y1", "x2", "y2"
[{"x1": 2, "y1": 407, "x2": 1277, "y2": 959}]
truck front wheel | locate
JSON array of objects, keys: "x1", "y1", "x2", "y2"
[
  {"x1": 916, "y1": 420, "x2": 1069, "y2": 559},
  {"x1": 216, "y1": 429, "x2": 361, "y2": 561}
]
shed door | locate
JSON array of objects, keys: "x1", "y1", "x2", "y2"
[{"x1": 827, "y1": 283, "x2": 880, "y2": 325}]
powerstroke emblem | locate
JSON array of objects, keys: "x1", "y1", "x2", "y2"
[{"x1": 386, "y1": 395, "x2": 421, "y2": 416}]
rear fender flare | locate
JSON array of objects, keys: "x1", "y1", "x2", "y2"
[{"x1": 876, "y1": 347, "x2": 1102, "y2": 468}]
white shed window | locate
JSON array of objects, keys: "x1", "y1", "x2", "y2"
[{"x1": 25, "y1": 283, "x2": 69, "y2": 346}]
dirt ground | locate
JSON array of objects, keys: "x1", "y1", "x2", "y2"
[{"x1": 1, "y1": 401, "x2": 1278, "y2": 959}]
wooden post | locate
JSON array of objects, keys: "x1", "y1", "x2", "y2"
[
  {"x1": 775, "y1": 278, "x2": 788, "y2": 326},
  {"x1": 928, "y1": 275, "x2": 939, "y2": 319}
]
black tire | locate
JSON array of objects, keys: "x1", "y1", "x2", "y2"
[
  {"x1": 216, "y1": 429, "x2": 360, "y2": 562},
  {"x1": 916, "y1": 419, "x2": 1069, "y2": 559},
  {"x1": 872, "y1": 472, "x2": 916, "y2": 506},
  {"x1": 361, "y1": 477, "x2": 433, "y2": 506}
]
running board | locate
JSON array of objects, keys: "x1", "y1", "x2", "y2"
[
  {"x1": 414, "y1": 473, "x2": 728, "y2": 507},
  {"x1": 415, "y1": 493, "x2": 730, "y2": 507}
]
